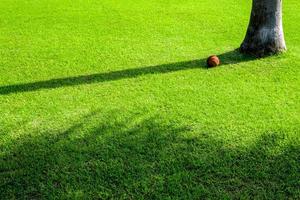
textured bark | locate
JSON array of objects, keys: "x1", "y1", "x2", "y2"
[{"x1": 240, "y1": 0, "x2": 286, "y2": 57}]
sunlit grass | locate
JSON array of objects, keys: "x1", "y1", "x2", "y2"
[{"x1": 0, "y1": 0, "x2": 299, "y2": 199}]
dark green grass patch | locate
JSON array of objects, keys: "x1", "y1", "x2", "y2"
[{"x1": 1, "y1": 112, "x2": 299, "y2": 199}]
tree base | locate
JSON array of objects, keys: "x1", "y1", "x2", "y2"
[
  {"x1": 239, "y1": 43, "x2": 287, "y2": 58},
  {"x1": 240, "y1": 0, "x2": 286, "y2": 58}
]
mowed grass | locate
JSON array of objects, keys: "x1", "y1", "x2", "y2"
[{"x1": 0, "y1": 0, "x2": 300, "y2": 199}]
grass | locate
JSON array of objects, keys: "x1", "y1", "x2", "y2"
[{"x1": 0, "y1": 0, "x2": 299, "y2": 199}]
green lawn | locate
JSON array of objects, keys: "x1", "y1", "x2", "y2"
[{"x1": 0, "y1": 0, "x2": 299, "y2": 199}]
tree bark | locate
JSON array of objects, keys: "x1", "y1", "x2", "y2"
[{"x1": 240, "y1": 0, "x2": 286, "y2": 57}]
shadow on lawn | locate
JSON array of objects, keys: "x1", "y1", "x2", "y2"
[
  {"x1": 0, "y1": 111, "x2": 299, "y2": 199},
  {"x1": 0, "y1": 50, "x2": 255, "y2": 95}
]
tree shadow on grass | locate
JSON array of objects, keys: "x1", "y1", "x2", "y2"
[
  {"x1": 0, "y1": 50, "x2": 255, "y2": 95},
  {"x1": 0, "y1": 110, "x2": 299, "y2": 199}
]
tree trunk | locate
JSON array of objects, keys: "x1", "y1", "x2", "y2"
[{"x1": 240, "y1": 0, "x2": 286, "y2": 57}]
